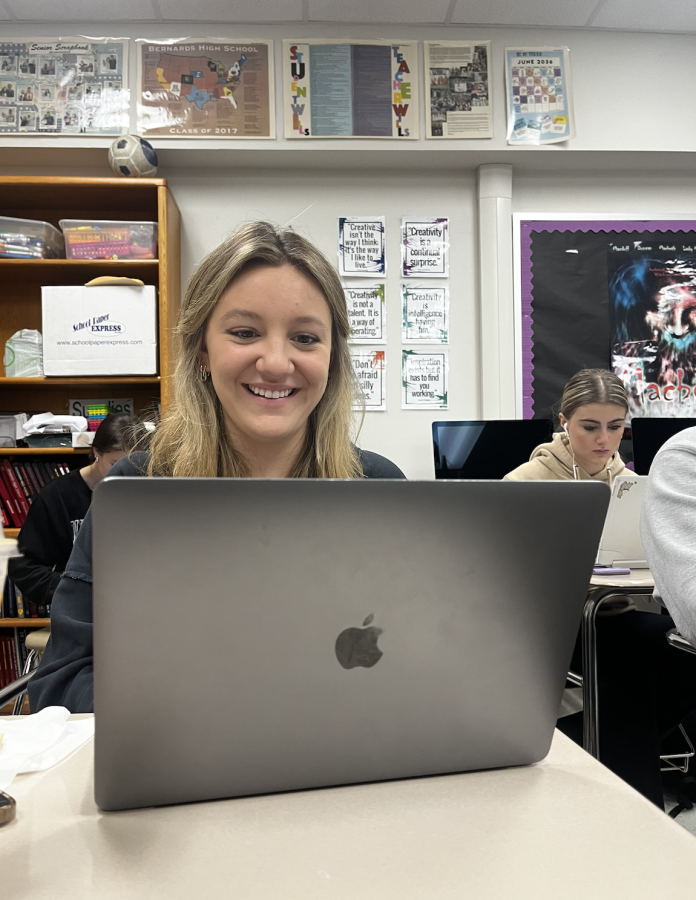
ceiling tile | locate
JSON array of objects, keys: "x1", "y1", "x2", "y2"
[
  {"x1": 6, "y1": 0, "x2": 157, "y2": 20},
  {"x1": 158, "y1": 0, "x2": 302, "y2": 21},
  {"x1": 309, "y1": 0, "x2": 451, "y2": 23},
  {"x1": 0, "y1": 5, "x2": 10, "y2": 18},
  {"x1": 592, "y1": 0, "x2": 696, "y2": 30},
  {"x1": 452, "y1": 0, "x2": 598, "y2": 26}
]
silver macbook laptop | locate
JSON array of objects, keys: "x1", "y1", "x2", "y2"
[
  {"x1": 92, "y1": 478, "x2": 609, "y2": 811},
  {"x1": 595, "y1": 474, "x2": 648, "y2": 568}
]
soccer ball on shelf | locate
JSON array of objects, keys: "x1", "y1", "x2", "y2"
[{"x1": 108, "y1": 135, "x2": 158, "y2": 178}]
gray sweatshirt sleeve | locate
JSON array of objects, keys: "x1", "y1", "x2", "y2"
[
  {"x1": 27, "y1": 508, "x2": 95, "y2": 713},
  {"x1": 27, "y1": 453, "x2": 148, "y2": 713},
  {"x1": 641, "y1": 429, "x2": 696, "y2": 645}
]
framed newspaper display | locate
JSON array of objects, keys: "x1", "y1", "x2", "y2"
[
  {"x1": 424, "y1": 41, "x2": 491, "y2": 139},
  {"x1": 137, "y1": 38, "x2": 274, "y2": 138}
]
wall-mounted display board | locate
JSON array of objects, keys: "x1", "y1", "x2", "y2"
[
  {"x1": 505, "y1": 47, "x2": 574, "y2": 145},
  {"x1": 0, "y1": 37, "x2": 128, "y2": 135},
  {"x1": 137, "y1": 38, "x2": 274, "y2": 138},
  {"x1": 401, "y1": 285, "x2": 449, "y2": 343},
  {"x1": 351, "y1": 349, "x2": 386, "y2": 411},
  {"x1": 346, "y1": 284, "x2": 386, "y2": 343},
  {"x1": 283, "y1": 40, "x2": 418, "y2": 139},
  {"x1": 401, "y1": 349, "x2": 448, "y2": 409},
  {"x1": 424, "y1": 41, "x2": 491, "y2": 139},
  {"x1": 401, "y1": 217, "x2": 449, "y2": 277},
  {"x1": 338, "y1": 216, "x2": 386, "y2": 277},
  {"x1": 514, "y1": 215, "x2": 696, "y2": 420}
]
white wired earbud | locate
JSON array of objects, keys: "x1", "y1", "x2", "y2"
[{"x1": 563, "y1": 423, "x2": 579, "y2": 481}]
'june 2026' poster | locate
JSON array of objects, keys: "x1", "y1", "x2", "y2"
[{"x1": 610, "y1": 241, "x2": 696, "y2": 417}]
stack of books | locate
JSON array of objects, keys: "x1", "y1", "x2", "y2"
[
  {"x1": 2, "y1": 575, "x2": 47, "y2": 619},
  {"x1": 0, "y1": 458, "x2": 70, "y2": 528}
]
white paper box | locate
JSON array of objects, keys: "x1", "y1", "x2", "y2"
[{"x1": 41, "y1": 285, "x2": 157, "y2": 376}]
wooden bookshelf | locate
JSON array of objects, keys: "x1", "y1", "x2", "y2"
[
  {"x1": 0, "y1": 377, "x2": 160, "y2": 386},
  {"x1": 0, "y1": 448, "x2": 91, "y2": 455},
  {"x1": 0, "y1": 176, "x2": 181, "y2": 414},
  {"x1": 0, "y1": 176, "x2": 181, "y2": 539},
  {"x1": 0, "y1": 618, "x2": 50, "y2": 628},
  {"x1": 4, "y1": 529, "x2": 19, "y2": 538}
]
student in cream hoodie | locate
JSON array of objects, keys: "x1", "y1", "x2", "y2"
[
  {"x1": 505, "y1": 368, "x2": 629, "y2": 485},
  {"x1": 505, "y1": 369, "x2": 696, "y2": 811}
]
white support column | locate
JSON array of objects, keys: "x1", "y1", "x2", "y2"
[{"x1": 477, "y1": 164, "x2": 516, "y2": 419}]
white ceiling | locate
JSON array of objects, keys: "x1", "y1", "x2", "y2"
[{"x1": 0, "y1": 0, "x2": 694, "y2": 33}]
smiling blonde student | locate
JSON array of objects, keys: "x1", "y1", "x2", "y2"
[{"x1": 29, "y1": 223, "x2": 404, "y2": 713}]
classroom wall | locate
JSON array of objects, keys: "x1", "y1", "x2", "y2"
[
  {"x1": 168, "y1": 167, "x2": 477, "y2": 479},
  {"x1": 2, "y1": 23, "x2": 696, "y2": 477},
  {"x1": 1, "y1": 23, "x2": 695, "y2": 153}
]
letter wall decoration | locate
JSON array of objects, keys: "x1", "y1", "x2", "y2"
[{"x1": 283, "y1": 39, "x2": 418, "y2": 139}]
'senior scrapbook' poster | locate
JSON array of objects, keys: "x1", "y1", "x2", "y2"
[
  {"x1": 284, "y1": 40, "x2": 418, "y2": 139},
  {"x1": 516, "y1": 218, "x2": 696, "y2": 420},
  {"x1": 0, "y1": 37, "x2": 128, "y2": 135},
  {"x1": 138, "y1": 39, "x2": 274, "y2": 138}
]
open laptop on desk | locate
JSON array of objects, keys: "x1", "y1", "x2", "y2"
[
  {"x1": 432, "y1": 420, "x2": 553, "y2": 479},
  {"x1": 92, "y1": 478, "x2": 609, "y2": 811},
  {"x1": 631, "y1": 417, "x2": 696, "y2": 475},
  {"x1": 595, "y1": 474, "x2": 648, "y2": 568}
]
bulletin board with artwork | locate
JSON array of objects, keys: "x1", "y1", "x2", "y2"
[
  {"x1": 514, "y1": 215, "x2": 696, "y2": 420},
  {"x1": 0, "y1": 37, "x2": 128, "y2": 135}
]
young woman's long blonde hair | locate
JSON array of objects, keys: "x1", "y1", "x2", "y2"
[{"x1": 147, "y1": 221, "x2": 363, "y2": 479}]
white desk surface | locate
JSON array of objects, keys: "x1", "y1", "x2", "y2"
[
  {"x1": 590, "y1": 570, "x2": 654, "y2": 589},
  {"x1": 2, "y1": 723, "x2": 696, "y2": 899}
]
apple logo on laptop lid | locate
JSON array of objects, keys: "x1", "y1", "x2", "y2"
[{"x1": 335, "y1": 614, "x2": 383, "y2": 669}]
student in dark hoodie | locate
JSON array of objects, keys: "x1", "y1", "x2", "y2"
[
  {"x1": 506, "y1": 369, "x2": 696, "y2": 810},
  {"x1": 7, "y1": 413, "x2": 136, "y2": 614}
]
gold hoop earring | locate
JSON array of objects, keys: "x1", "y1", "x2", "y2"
[{"x1": 199, "y1": 363, "x2": 210, "y2": 382}]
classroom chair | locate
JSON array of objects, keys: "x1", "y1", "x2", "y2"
[{"x1": 0, "y1": 627, "x2": 50, "y2": 715}]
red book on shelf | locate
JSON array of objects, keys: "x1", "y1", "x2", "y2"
[
  {"x1": 39, "y1": 462, "x2": 55, "y2": 484},
  {"x1": 0, "y1": 498, "x2": 9, "y2": 529},
  {"x1": 12, "y1": 461, "x2": 33, "y2": 501},
  {"x1": 25, "y1": 463, "x2": 42, "y2": 495},
  {"x1": 8, "y1": 634, "x2": 19, "y2": 681},
  {"x1": 0, "y1": 474, "x2": 20, "y2": 528},
  {"x1": 0, "y1": 635, "x2": 9, "y2": 689},
  {"x1": 1, "y1": 460, "x2": 29, "y2": 521}
]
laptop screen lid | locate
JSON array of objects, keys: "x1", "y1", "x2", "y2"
[
  {"x1": 432, "y1": 420, "x2": 552, "y2": 479},
  {"x1": 93, "y1": 477, "x2": 608, "y2": 811},
  {"x1": 595, "y1": 475, "x2": 648, "y2": 568}
]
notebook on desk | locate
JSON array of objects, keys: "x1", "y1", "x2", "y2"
[
  {"x1": 92, "y1": 477, "x2": 609, "y2": 811},
  {"x1": 595, "y1": 474, "x2": 649, "y2": 568}
]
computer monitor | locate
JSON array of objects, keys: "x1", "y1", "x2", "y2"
[
  {"x1": 432, "y1": 419, "x2": 553, "y2": 480},
  {"x1": 631, "y1": 417, "x2": 696, "y2": 475}
]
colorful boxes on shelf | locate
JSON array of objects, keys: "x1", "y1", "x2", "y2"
[
  {"x1": 0, "y1": 216, "x2": 64, "y2": 259},
  {"x1": 59, "y1": 220, "x2": 158, "y2": 260}
]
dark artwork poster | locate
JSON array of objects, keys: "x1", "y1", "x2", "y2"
[
  {"x1": 520, "y1": 221, "x2": 696, "y2": 420},
  {"x1": 610, "y1": 244, "x2": 696, "y2": 418}
]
